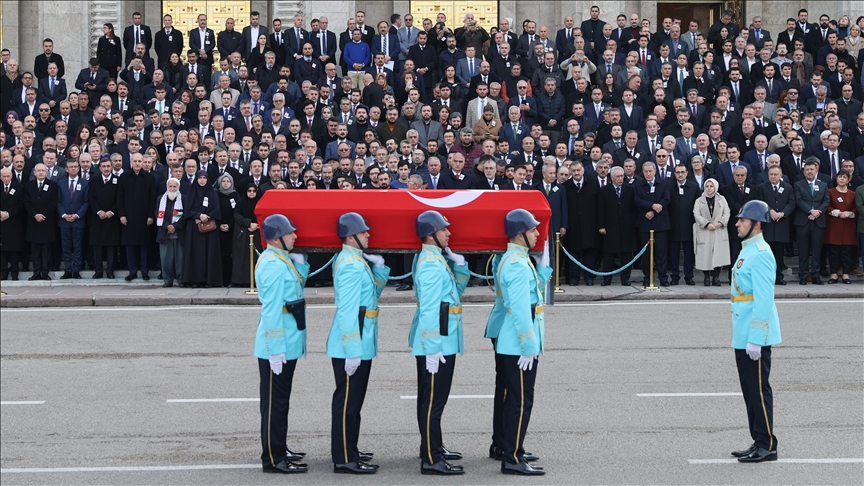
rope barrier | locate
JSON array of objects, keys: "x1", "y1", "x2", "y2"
[
  {"x1": 307, "y1": 255, "x2": 337, "y2": 277},
  {"x1": 559, "y1": 243, "x2": 648, "y2": 277}
]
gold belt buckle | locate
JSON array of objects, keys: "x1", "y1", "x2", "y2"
[
  {"x1": 365, "y1": 309, "x2": 380, "y2": 318},
  {"x1": 731, "y1": 294, "x2": 754, "y2": 303},
  {"x1": 449, "y1": 305, "x2": 462, "y2": 314}
]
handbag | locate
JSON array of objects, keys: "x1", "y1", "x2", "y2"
[{"x1": 197, "y1": 219, "x2": 217, "y2": 233}]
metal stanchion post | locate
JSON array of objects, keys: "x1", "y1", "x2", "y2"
[
  {"x1": 245, "y1": 234, "x2": 258, "y2": 295},
  {"x1": 554, "y1": 232, "x2": 564, "y2": 293},
  {"x1": 645, "y1": 229, "x2": 659, "y2": 290}
]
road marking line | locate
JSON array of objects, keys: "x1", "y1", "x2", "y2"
[
  {"x1": 400, "y1": 395, "x2": 493, "y2": 399},
  {"x1": 0, "y1": 401, "x2": 45, "y2": 405},
  {"x1": 689, "y1": 458, "x2": 863, "y2": 464},
  {"x1": 637, "y1": 393, "x2": 740, "y2": 397},
  {"x1": 0, "y1": 464, "x2": 261, "y2": 473},
  {"x1": 166, "y1": 398, "x2": 259, "y2": 403}
]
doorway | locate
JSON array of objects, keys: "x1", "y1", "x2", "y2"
[
  {"x1": 411, "y1": 1, "x2": 498, "y2": 34},
  {"x1": 657, "y1": 1, "x2": 724, "y2": 37}
]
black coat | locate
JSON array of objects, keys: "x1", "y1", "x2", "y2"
[
  {"x1": 1, "y1": 182, "x2": 27, "y2": 252},
  {"x1": 437, "y1": 170, "x2": 475, "y2": 189},
  {"x1": 757, "y1": 181, "x2": 795, "y2": 243},
  {"x1": 182, "y1": 179, "x2": 223, "y2": 286},
  {"x1": 154, "y1": 29, "x2": 184, "y2": 69},
  {"x1": 633, "y1": 177, "x2": 671, "y2": 232},
  {"x1": 723, "y1": 182, "x2": 758, "y2": 241},
  {"x1": 23, "y1": 179, "x2": 59, "y2": 244},
  {"x1": 88, "y1": 174, "x2": 122, "y2": 246},
  {"x1": 597, "y1": 183, "x2": 639, "y2": 253},
  {"x1": 563, "y1": 178, "x2": 601, "y2": 250},
  {"x1": 97, "y1": 36, "x2": 123, "y2": 71},
  {"x1": 117, "y1": 170, "x2": 157, "y2": 245},
  {"x1": 668, "y1": 179, "x2": 700, "y2": 241}
]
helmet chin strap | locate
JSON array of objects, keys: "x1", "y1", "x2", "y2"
[
  {"x1": 742, "y1": 220, "x2": 757, "y2": 241},
  {"x1": 279, "y1": 236, "x2": 290, "y2": 251},
  {"x1": 431, "y1": 234, "x2": 445, "y2": 249},
  {"x1": 520, "y1": 232, "x2": 531, "y2": 248},
  {"x1": 352, "y1": 235, "x2": 366, "y2": 251}
]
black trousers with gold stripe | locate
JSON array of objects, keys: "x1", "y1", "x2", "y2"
[
  {"x1": 330, "y1": 358, "x2": 372, "y2": 464},
  {"x1": 258, "y1": 357, "x2": 298, "y2": 468},
  {"x1": 499, "y1": 353, "x2": 538, "y2": 465},
  {"x1": 490, "y1": 339, "x2": 507, "y2": 450},
  {"x1": 735, "y1": 347, "x2": 778, "y2": 451},
  {"x1": 416, "y1": 354, "x2": 456, "y2": 465}
]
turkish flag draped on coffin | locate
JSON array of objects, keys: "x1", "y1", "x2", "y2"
[{"x1": 255, "y1": 189, "x2": 552, "y2": 252}]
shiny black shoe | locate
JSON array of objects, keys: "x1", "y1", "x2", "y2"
[
  {"x1": 670, "y1": 279, "x2": 679, "y2": 286},
  {"x1": 489, "y1": 444, "x2": 504, "y2": 460},
  {"x1": 441, "y1": 446, "x2": 463, "y2": 461},
  {"x1": 502, "y1": 461, "x2": 545, "y2": 475},
  {"x1": 811, "y1": 277, "x2": 824, "y2": 285},
  {"x1": 359, "y1": 450, "x2": 374, "y2": 462},
  {"x1": 421, "y1": 460, "x2": 464, "y2": 475},
  {"x1": 263, "y1": 460, "x2": 307, "y2": 473},
  {"x1": 125, "y1": 274, "x2": 136, "y2": 282},
  {"x1": 775, "y1": 277, "x2": 786, "y2": 285},
  {"x1": 287, "y1": 448, "x2": 306, "y2": 457},
  {"x1": 601, "y1": 280, "x2": 611, "y2": 286},
  {"x1": 73, "y1": 272, "x2": 82, "y2": 279},
  {"x1": 731, "y1": 443, "x2": 757, "y2": 457},
  {"x1": 142, "y1": 274, "x2": 151, "y2": 281},
  {"x1": 620, "y1": 279, "x2": 631, "y2": 286},
  {"x1": 28, "y1": 275, "x2": 40, "y2": 281},
  {"x1": 584, "y1": 279, "x2": 594, "y2": 286},
  {"x1": 737, "y1": 447, "x2": 777, "y2": 463},
  {"x1": 106, "y1": 271, "x2": 115, "y2": 279},
  {"x1": 704, "y1": 276, "x2": 711, "y2": 286},
  {"x1": 799, "y1": 278, "x2": 807, "y2": 285},
  {"x1": 712, "y1": 277, "x2": 721, "y2": 286},
  {"x1": 659, "y1": 278, "x2": 670, "y2": 287},
  {"x1": 522, "y1": 451, "x2": 539, "y2": 462},
  {"x1": 59, "y1": 272, "x2": 73, "y2": 279},
  {"x1": 358, "y1": 460, "x2": 379, "y2": 469},
  {"x1": 685, "y1": 278, "x2": 695, "y2": 285},
  {"x1": 93, "y1": 272, "x2": 104, "y2": 279},
  {"x1": 333, "y1": 461, "x2": 377, "y2": 474},
  {"x1": 395, "y1": 283, "x2": 413, "y2": 291}
]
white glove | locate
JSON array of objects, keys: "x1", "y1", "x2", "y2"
[
  {"x1": 345, "y1": 357, "x2": 361, "y2": 376},
  {"x1": 288, "y1": 253, "x2": 307, "y2": 264},
  {"x1": 269, "y1": 353, "x2": 286, "y2": 375},
  {"x1": 363, "y1": 253, "x2": 385, "y2": 267},
  {"x1": 539, "y1": 240, "x2": 550, "y2": 267},
  {"x1": 425, "y1": 352, "x2": 446, "y2": 374},
  {"x1": 745, "y1": 343, "x2": 762, "y2": 361},
  {"x1": 517, "y1": 354, "x2": 536, "y2": 371},
  {"x1": 444, "y1": 247, "x2": 466, "y2": 266}
]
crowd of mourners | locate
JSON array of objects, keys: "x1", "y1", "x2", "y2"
[{"x1": 1, "y1": 6, "x2": 863, "y2": 288}]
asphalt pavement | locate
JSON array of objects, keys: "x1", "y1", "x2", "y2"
[{"x1": 1, "y1": 301, "x2": 862, "y2": 485}]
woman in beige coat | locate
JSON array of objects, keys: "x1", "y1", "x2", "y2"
[{"x1": 693, "y1": 178, "x2": 731, "y2": 286}]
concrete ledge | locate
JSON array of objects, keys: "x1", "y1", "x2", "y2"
[{"x1": 3, "y1": 296, "x2": 95, "y2": 308}]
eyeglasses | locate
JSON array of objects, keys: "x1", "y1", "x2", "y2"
[
  {"x1": 656, "y1": 154, "x2": 668, "y2": 158},
  {"x1": 39, "y1": 108, "x2": 50, "y2": 112}
]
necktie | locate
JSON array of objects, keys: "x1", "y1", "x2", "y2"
[
  {"x1": 516, "y1": 185, "x2": 520, "y2": 190},
  {"x1": 136, "y1": 27, "x2": 140, "y2": 45},
  {"x1": 119, "y1": 99, "x2": 124, "y2": 113},
  {"x1": 544, "y1": 184, "x2": 550, "y2": 195},
  {"x1": 50, "y1": 77, "x2": 55, "y2": 95},
  {"x1": 679, "y1": 70, "x2": 685, "y2": 88},
  {"x1": 277, "y1": 32, "x2": 281, "y2": 45},
  {"x1": 39, "y1": 182, "x2": 43, "y2": 191},
  {"x1": 615, "y1": 185, "x2": 621, "y2": 198},
  {"x1": 768, "y1": 79, "x2": 772, "y2": 92},
  {"x1": 650, "y1": 140, "x2": 655, "y2": 154},
  {"x1": 469, "y1": 58, "x2": 474, "y2": 77},
  {"x1": 254, "y1": 102, "x2": 259, "y2": 114},
  {"x1": 831, "y1": 153, "x2": 837, "y2": 178},
  {"x1": 774, "y1": 185, "x2": 778, "y2": 194},
  {"x1": 245, "y1": 117, "x2": 251, "y2": 131},
  {"x1": 809, "y1": 182, "x2": 814, "y2": 196},
  {"x1": 104, "y1": 178, "x2": 109, "y2": 184},
  {"x1": 733, "y1": 83, "x2": 739, "y2": 101},
  {"x1": 478, "y1": 99, "x2": 485, "y2": 119},
  {"x1": 692, "y1": 33, "x2": 696, "y2": 45},
  {"x1": 91, "y1": 72, "x2": 96, "y2": 83},
  {"x1": 600, "y1": 179, "x2": 605, "y2": 187},
  {"x1": 321, "y1": 31, "x2": 327, "y2": 53},
  {"x1": 760, "y1": 153, "x2": 765, "y2": 171},
  {"x1": 432, "y1": 176, "x2": 437, "y2": 189},
  {"x1": 740, "y1": 185, "x2": 745, "y2": 195},
  {"x1": 660, "y1": 169, "x2": 666, "y2": 179},
  {"x1": 69, "y1": 179, "x2": 75, "y2": 197},
  {"x1": 577, "y1": 182, "x2": 582, "y2": 190},
  {"x1": 641, "y1": 50, "x2": 646, "y2": 65},
  {"x1": 383, "y1": 35, "x2": 388, "y2": 54},
  {"x1": 796, "y1": 157, "x2": 801, "y2": 170},
  {"x1": 567, "y1": 29, "x2": 571, "y2": 40},
  {"x1": 606, "y1": 63, "x2": 612, "y2": 73},
  {"x1": 220, "y1": 167, "x2": 224, "y2": 175},
  {"x1": 296, "y1": 28, "x2": 301, "y2": 46},
  {"x1": 4, "y1": 185, "x2": 8, "y2": 195}
]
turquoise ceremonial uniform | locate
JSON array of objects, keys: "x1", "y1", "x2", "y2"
[
  {"x1": 488, "y1": 243, "x2": 553, "y2": 356},
  {"x1": 254, "y1": 247, "x2": 311, "y2": 360},
  {"x1": 409, "y1": 244, "x2": 471, "y2": 356},
  {"x1": 731, "y1": 233, "x2": 782, "y2": 349},
  {"x1": 327, "y1": 245, "x2": 390, "y2": 360}
]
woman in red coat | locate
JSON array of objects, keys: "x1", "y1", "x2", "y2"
[{"x1": 824, "y1": 170, "x2": 858, "y2": 284}]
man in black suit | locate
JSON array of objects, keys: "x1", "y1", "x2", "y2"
[
  {"x1": 436, "y1": 152, "x2": 475, "y2": 189},
  {"x1": 499, "y1": 163, "x2": 532, "y2": 190},
  {"x1": 23, "y1": 163, "x2": 59, "y2": 280},
  {"x1": 406, "y1": 31, "x2": 437, "y2": 99},
  {"x1": 634, "y1": 161, "x2": 671, "y2": 286},
  {"x1": 123, "y1": 12, "x2": 152, "y2": 64},
  {"x1": 154, "y1": 14, "x2": 184, "y2": 70},
  {"x1": 0, "y1": 167, "x2": 26, "y2": 280},
  {"x1": 188, "y1": 14, "x2": 216, "y2": 65},
  {"x1": 33, "y1": 38, "x2": 65, "y2": 81},
  {"x1": 817, "y1": 133, "x2": 850, "y2": 179},
  {"x1": 597, "y1": 165, "x2": 639, "y2": 285},
  {"x1": 268, "y1": 18, "x2": 288, "y2": 63},
  {"x1": 38, "y1": 62, "x2": 67, "y2": 117},
  {"x1": 239, "y1": 10, "x2": 272, "y2": 60},
  {"x1": 792, "y1": 158, "x2": 829, "y2": 284},
  {"x1": 313, "y1": 17, "x2": 338, "y2": 66},
  {"x1": 667, "y1": 164, "x2": 700, "y2": 285},
  {"x1": 757, "y1": 166, "x2": 795, "y2": 285},
  {"x1": 74, "y1": 58, "x2": 110, "y2": 109},
  {"x1": 293, "y1": 43, "x2": 323, "y2": 84},
  {"x1": 283, "y1": 15, "x2": 308, "y2": 65},
  {"x1": 217, "y1": 17, "x2": 242, "y2": 60},
  {"x1": 562, "y1": 161, "x2": 600, "y2": 285},
  {"x1": 360, "y1": 73, "x2": 385, "y2": 110}
]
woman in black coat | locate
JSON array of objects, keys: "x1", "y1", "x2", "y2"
[
  {"x1": 97, "y1": 23, "x2": 123, "y2": 79},
  {"x1": 161, "y1": 52, "x2": 184, "y2": 95},
  {"x1": 215, "y1": 173, "x2": 237, "y2": 286},
  {"x1": 246, "y1": 34, "x2": 270, "y2": 74},
  {"x1": 182, "y1": 171, "x2": 223, "y2": 288},
  {"x1": 231, "y1": 182, "x2": 262, "y2": 286}
]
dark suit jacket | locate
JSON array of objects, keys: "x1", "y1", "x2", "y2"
[
  {"x1": 361, "y1": 83, "x2": 385, "y2": 110},
  {"x1": 240, "y1": 25, "x2": 270, "y2": 58},
  {"x1": 74, "y1": 68, "x2": 111, "y2": 108},
  {"x1": 312, "y1": 30, "x2": 338, "y2": 61},
  {"x1": 538, "y1": 181, "x2": 568, "y2": 232},
  {"x1": 437, "y1": 170, "x2": 476, "y2": 189},
  {"x1": 37, "y1": 76, "x2": 67, "y2": 115},
  {"x1": 23, "y1": 179, "x2": 59, "y2": 243},
  {"x1": 668, "y1": 179, "x2": 700, "y2": 241},
  {"x1": 716, "y1": 161, "x2": 754, "y2": 187},
  {"x1": 123, "y1": 24, "x2": 153, "y2": 63},
  {"x1": 793, "y1": 178, "x2": 829, "y2": 227},
  {"x1": 217, "y1": 29, "x2": 243, "y2": 59},
  {"x1": 33, "y1": 53, "x2": 65, "y2": 81},
  {"x1": 817, "y1": 150, "x2": 851, "y2": 177},
  {"x1": 283, "y1": 27, "x2": 309, "y2": 63},
  {"x1": 499, "y1": 180, "x2": 533, "y2": 190},
  {"x1": 57, "y1": 177, "x2": 89, "y2": 228},
  {"x1": 293, "y1": 57, "x2": 324, "y2": 84},
  {"x1": 757, "y1": 181, "x2": 795, "y2": 242},
  {"x1": 406, "y1": 44, "x2": 438, "y2": 87},
  {"x1": 633, "y1": 177, "x2": 671, "y2": 232},
  {"x1": 188, "y1": 28, "x2": 216, "y2": 63}
]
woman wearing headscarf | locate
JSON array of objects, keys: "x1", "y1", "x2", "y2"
[
  {"x1": 232, "y1": 182, "x2": 262, "y2": 287},
  {"x1": 182, "y1": 171, "x2": 223, "y2": 288},
  {"x1": 693, "y1": 178, "x2": 731, "y2": 287},
  {"x1": 216, "y1": 173, "x2": 237, "y2": 286}
]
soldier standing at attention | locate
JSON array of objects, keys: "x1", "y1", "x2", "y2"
[
  {"x1": 410, "y1": 210, "x2": 471, "y2": 475},
  {"x1": 729, "y1": 200, "x2": 782, "y2": 463},
  {"x1": 328, "y1": 212, "x2": 390, "y2": 474},
  {"x1": 254, "y1": 214, "x2": 310, "y2": 474},
  {"x1": 485, "y1": 209, "x2": 552, "y2": 475}
]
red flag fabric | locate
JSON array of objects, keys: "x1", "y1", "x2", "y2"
[{"x1": 255, "y1": 189, "x2": 552, "y2": 252}]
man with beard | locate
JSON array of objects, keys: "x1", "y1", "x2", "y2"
[{"x1": 155, "y1": 178, "x2": 186, "y2": 287}]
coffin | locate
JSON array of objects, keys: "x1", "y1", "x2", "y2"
[{"x1": 255, "y1": 189, "x2": 552, "y2": 252}]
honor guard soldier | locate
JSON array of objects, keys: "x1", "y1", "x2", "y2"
[
  {"x1": 328, "y1": 212, "x2": 390, "y2": 474},
  {"x1": 730, "y1": 200, "x2": 782, "y2": 463},
  {"x1": 484, "y1": 209, "x2": 552, "y2": 476},
  {"x1": 410, "y1": 210, "x2": 471, "y2": 475},
  {"x1": 254, "y1": 214, "x2": 310, "y2": 474}
]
